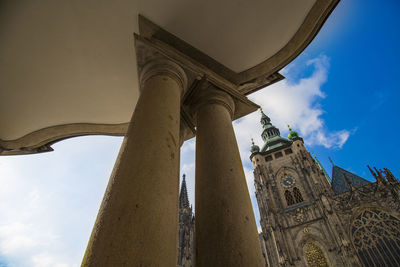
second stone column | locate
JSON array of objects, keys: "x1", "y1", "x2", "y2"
[{"x1": 192, "y1": 86, "x2": 265, "y2": 267}]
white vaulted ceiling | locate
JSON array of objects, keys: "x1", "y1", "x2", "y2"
[{"x1": 0, "y1": 0, "x2": 337, "y2": 154}]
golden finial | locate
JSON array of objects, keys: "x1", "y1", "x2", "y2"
[
  {"x1": 251, "y1": 138, "x2": 254, "y2": 144},
  {"x1": 259, "y1": 107, "x2": 263, "y2": 111},
  {"x1": 287, "y1": 124, "x2": 291, "y2": 131}
]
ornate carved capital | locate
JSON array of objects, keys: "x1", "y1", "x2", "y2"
[{"x1": 139, "y1": 59, "x2": 188, "y2": 95}]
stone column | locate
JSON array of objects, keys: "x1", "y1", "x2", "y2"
[
  {"x1": 82, "y1": 59, "x2": 187, "y2": 266},
  {"x1": 193, "y1": 86, "x2": 265, "y2": 267}
]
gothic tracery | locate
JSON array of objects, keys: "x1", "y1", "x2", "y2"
[{"x1": 351, "y1": 209, "x2": 400, "y2": 266}]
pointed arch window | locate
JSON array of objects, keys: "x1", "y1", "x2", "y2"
[
  {"x1": 284, "y1": 190, "x2": 295, "y2": 206},
  {"x1": 304, "y1": 241, "x2": 329, "y2": 267},
  {"x1": 351, "y1": 209, "x2": 400, "y2": 266},
  {"x1": 293, "y1": 187, "x2": 304, "y2": 203}
]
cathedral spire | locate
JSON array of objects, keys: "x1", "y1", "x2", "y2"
[
  {"x1": 179, "y1": 174, "x2": 190, "y2": 209},
  {"x1": 260, "y1": 108, "x2": 271, "y2": 127},
  {"x1": 260, "y1": 109, "x2": 279, "y2": 142},
  {"x1": 257, "y1": 109, "x2": 291, "y2": 153}
]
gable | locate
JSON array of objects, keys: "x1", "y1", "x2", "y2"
[{"x1": 331, "y1": 166, "x2": 371, "y2": 194}]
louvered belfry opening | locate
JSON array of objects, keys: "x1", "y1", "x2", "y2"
[
  {"x1": 293, "y1": 187, "x2": 304, "y2": 203},
  {"x1": 285, "y1": 190, "x2": 295, "y2": 206}
]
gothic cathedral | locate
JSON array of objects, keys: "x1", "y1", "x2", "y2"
[
  {"x1": 250, "y1": 110, "x2": 400, "y2": 266},
  {"x1": 177, "y1": 110, "x2": 400, "y2": 267}
]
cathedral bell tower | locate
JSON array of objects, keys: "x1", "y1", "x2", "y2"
[
  {"x1": 177, "y1": 174, "x2": 195, "y2": 267},
  {"x1": 250, "y1": 110, "x2": 355, "y2": 266}
]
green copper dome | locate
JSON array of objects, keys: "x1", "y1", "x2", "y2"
[
  {"x1": 250, "y1": 139, "x2": 260, "y2": 153},
  {"x1": 287, "y1": 125, "x2": 299, "y2": 140}
]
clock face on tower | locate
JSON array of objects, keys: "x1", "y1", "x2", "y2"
[{"x1": 281, "y1": 175, "x2": 295, "y2": 188}]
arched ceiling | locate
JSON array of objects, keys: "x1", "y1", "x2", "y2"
[{"x1": 0, "y1": 0, "x2": 338, "y2": 154}]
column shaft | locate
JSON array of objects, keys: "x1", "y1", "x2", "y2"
[
  {"x1": 82, "y1": 70, "x2": 183, "y2": 266},
  {"x1": 195, "y1": 93, "x2": 264, "y2": 267}
]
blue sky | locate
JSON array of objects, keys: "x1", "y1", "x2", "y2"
[{"x1": 1, "y1": 0, "x2": 400, "y2": 266}]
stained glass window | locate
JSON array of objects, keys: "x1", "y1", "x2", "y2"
[
  {"x1": 351, "y1": 209, "x2": 400, "y2": 266},
  {"x1": 304, "y1": 241, "x2": 329, "y2": 267}
]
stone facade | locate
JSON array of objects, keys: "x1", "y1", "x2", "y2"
[
  {"x1": 177, "y1": 110, "x2": 400, "y2": 266},
  {"x1": 250, "y1": 111, "x2": 400, "y2": 266},
  {"x1": 178, "y1": 175, "x2": 195, "y2": 267}
]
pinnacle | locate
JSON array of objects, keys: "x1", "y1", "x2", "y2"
[{"x1": 179, "y1": 174, "x2": 190, "y2": 209}]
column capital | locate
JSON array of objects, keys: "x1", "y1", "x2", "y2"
[
  {"x1": 189, "y1": 85, "x2": 235, "y2": 120},
  {"x1": 139, "y1": 59, "x2": 188, "y2": 95}
]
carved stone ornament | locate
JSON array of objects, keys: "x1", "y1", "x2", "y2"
[{"x1": 293, "y1": 208, "x2": 306, "y2": 223}]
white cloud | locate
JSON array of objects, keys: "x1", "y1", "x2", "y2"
[
  {"x1": 234, "y1": 54, "x2": 351, "y2": 152},
  {"x1": 181, "y1": 138, "x2": 195, "y2": 154},
  {"x1": 32, "y1": 253, "x2": 70, "y2": 267},
  {"x1": 0, "y1": 136, "x2": 122, "y2": 267}
]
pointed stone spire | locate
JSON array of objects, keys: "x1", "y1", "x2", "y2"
[
  {"x1": 179, "y1": 174, "x2": 190, "y2": 209},
  {"x1": 383, "y1": 168, "x2": 399, "y2": 184},
  {"x1": 367, "y1": 165, "x2": 377, "y2": 179},
  {"x1": 374, "y1": 166, "x2": 387, "y2": 184},
  {"x1": 367, "y1": 165, "x2": 386, "y2": 184}
]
